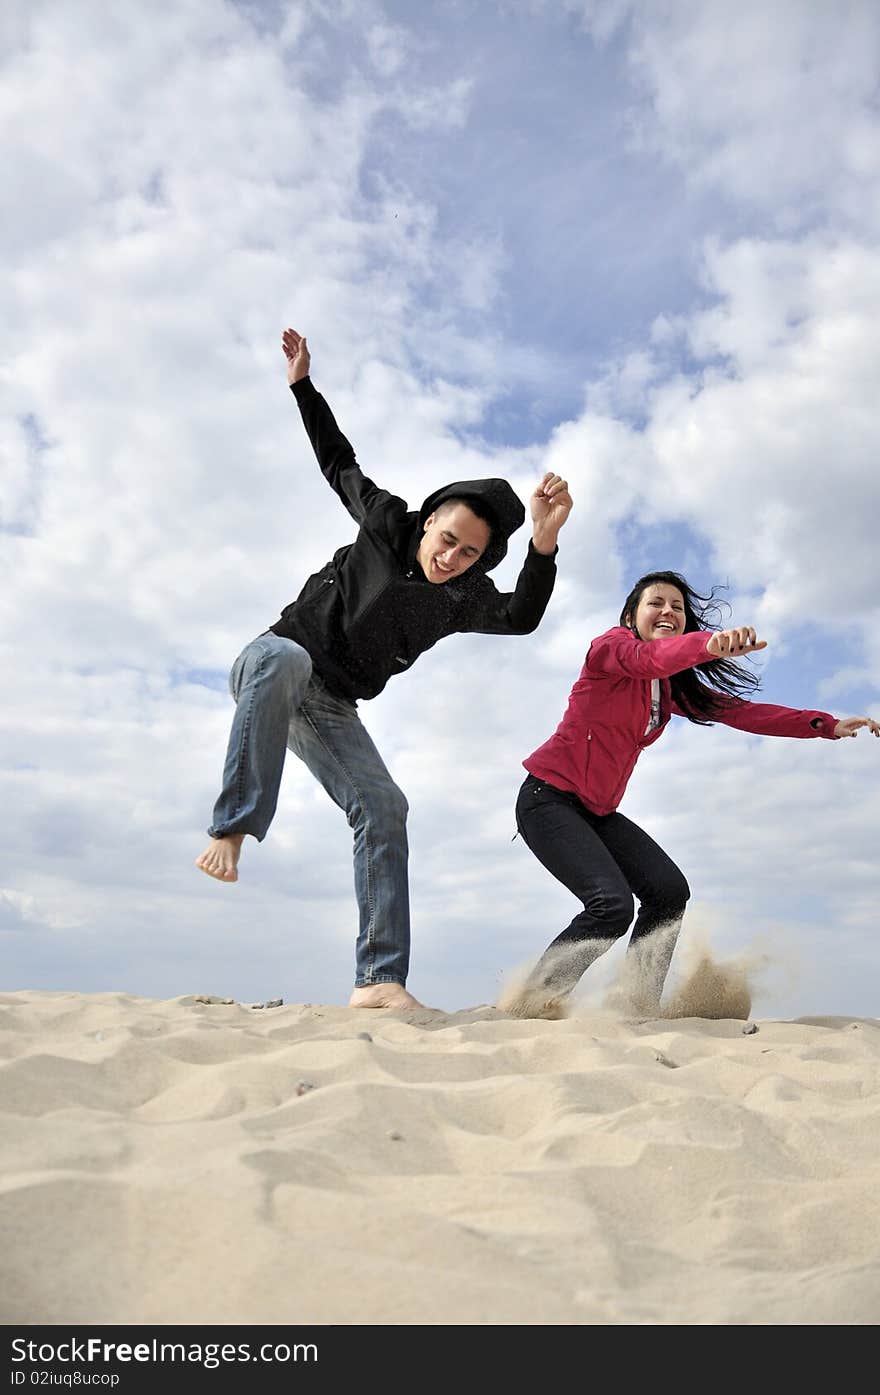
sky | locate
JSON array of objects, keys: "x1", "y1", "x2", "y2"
[{"x1": 3, "y1": 0, "x2": 879, "y2": 1019}]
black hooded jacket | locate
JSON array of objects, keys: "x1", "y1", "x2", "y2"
[{"x1": 270, "y1": 377, "x2": 558, "y2": 702}]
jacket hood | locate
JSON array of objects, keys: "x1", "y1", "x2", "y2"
[{"x1": 417, "y1": 477, "x2": 526, "y2": 571}]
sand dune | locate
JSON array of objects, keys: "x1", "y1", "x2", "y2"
[{"x1": 1, "y1": 989, "x2": 879, "y2": 1325}]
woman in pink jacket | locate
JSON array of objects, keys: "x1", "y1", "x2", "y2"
[{"x1": 514, "y1": 570, "x2": 878, "y2": 1016}]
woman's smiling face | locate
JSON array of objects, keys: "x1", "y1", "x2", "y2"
[{"x1": 629, "y1": 582, "x2": 686, "y2": 641}]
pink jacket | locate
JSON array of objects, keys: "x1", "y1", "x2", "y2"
[{"x1": 523, "y1": 625, "x2": 839, "y2": 816}]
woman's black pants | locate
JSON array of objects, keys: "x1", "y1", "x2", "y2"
[{"x1": 515, "y1": 774, "x2": 690, "y2": 1002}]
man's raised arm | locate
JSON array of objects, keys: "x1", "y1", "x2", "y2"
[
  {"x1": 282, "y1": 326, "x2": 390, "y2": 524},
  {"x1": 469, "y1": 471, "x2": 573, "y2": 635}
]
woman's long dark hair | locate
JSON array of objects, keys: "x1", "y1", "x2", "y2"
[{"x1": 619, "y1": 570, "x2": 761, "y2": 724}]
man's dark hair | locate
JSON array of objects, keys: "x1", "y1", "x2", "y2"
[{"x1": 433, "y1": 495, "x2": 498, "y2": 537}]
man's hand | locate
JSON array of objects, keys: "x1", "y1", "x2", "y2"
[
  {"x1": 705, "y1": 627, "x2": 767, "y2": 658},
  {"x1": 282, "y1": 327, "x2": 310, "y2": 384},
  {"x1": 530, "y1": 472, "x2": 573, "y2": 555}
]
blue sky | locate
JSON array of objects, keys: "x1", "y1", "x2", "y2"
[{"x1": 3, "y1": 0, "x2": 879, "y2": 1018}]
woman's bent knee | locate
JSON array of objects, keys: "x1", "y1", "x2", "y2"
[
  {"x1": 607, "y1": 891, "x2": 636, "y2": 928},
  {"x1": 665, "y1": 871, "x2": 691, "y2": 910},
  {"x1": 646, "y1": 872, "x2": 690, "y2": 918},
  {"x1": 578, "y1": 888, "x2": 634, "y2": 935}
]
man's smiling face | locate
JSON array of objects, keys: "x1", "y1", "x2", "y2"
[{"x1": 416, "y1": 502, "x2": 491, "y2": 584}]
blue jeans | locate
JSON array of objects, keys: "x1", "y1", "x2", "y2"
[
  {"x1": 208, "y1": 633, "x2": 411, "y2": 988},
  {"x1": 515, "y1": 774, "x2": 689, "y2": 1004}
]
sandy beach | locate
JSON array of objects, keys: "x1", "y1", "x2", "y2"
[{"x1": 1, "y1": 987, "x2": 879, "y2": 1326}]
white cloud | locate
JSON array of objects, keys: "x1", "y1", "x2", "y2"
[{"x1": 576, "y1": 0, "x2": 880, "y2": 226}]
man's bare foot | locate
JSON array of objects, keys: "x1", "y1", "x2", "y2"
[
  {"x1": 195, "y1": 834, "x2": 245, "y2": 883},
  {"x1": 349, "y1": 983, "x2": 428, "y2": 1010}
]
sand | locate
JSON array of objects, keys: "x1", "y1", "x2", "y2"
[{"x1": 1, "y1": 987, "x2": 879, "y2": 1326}]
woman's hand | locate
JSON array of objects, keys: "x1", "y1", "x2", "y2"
[
  {"x1": 833, "y1": 715, "x2": 880, "y2": 738},
  {"x1": 705, "y1": 627, "x2": 768, "y2": 659}
]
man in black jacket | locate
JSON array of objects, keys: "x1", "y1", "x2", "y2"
[{"x1": 196, "y1": 328, "x2": 573, "y2": 1009}]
